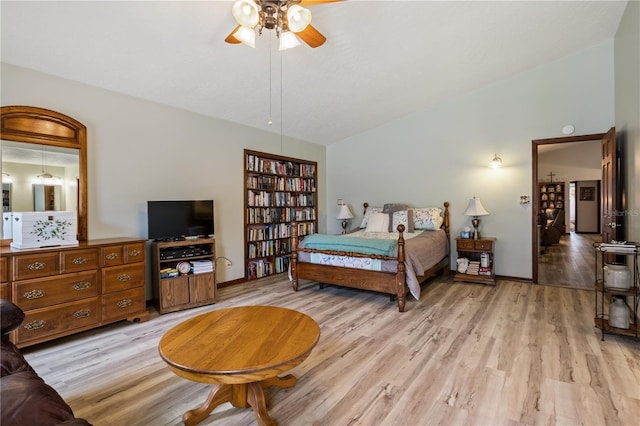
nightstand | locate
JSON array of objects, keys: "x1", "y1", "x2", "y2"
[{"x1": 453, "y1": 237, "x2": 496, "y2": 285}]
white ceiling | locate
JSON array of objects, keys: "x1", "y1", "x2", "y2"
[{"x1": 0, "y1": 0, "x2": 628, "y2": 146}]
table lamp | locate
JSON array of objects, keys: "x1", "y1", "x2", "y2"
[
  {"x1": 463, "y1": 197, "x2": 489, "y2": 239},
  {"x1": 336, "y1": 203, "x2": 354, "y2": 234}
]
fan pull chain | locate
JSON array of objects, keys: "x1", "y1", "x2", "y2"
[{"x1": 268, "y1": 32, "x2": 273, "y2": 126}]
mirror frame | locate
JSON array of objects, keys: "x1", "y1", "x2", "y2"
[{"x1": 1, "y1": 105, "x2": 87, "y2": 243}]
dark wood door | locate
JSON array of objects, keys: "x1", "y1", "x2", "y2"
[{"x1": 600, "y1": 127, "x2": 620, "y2": 244}]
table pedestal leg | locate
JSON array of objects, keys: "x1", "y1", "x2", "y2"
[{"x1": 182, "y1": 375, "x2": 298, "y2": 426}]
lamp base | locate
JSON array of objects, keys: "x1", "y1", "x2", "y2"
[
  {"x1": 341, "y1": 220, "x2": 348, "y2": 234},
  {"x1": 472, "y1": 217, "x2": 480, "y2": 239}
]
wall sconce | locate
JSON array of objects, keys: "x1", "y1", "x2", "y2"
[
  {"x1": 336, "y1": 201, "x2": 354, "y2": 234},
  {"x1": 488, "y1": 154, "x2": 503, "y2": 168},
  {"x1": 2, "y1": 173, "x2": 11, "y2": 183},
  {"x1": 520, "y1": 195, "x2": 530, "y2": 205}
]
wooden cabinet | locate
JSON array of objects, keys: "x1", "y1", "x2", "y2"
[
  {"x1": 0, "y1": 238, "x2": 149, "y2": 348},
  {"x1": 151, "y1": 237, "x2": 216, "y2": 314},
  {"x1": 453, "y1": 237, "x2": 496, "y2": 285},
  {"x1": 244, "y1": 150, "x2": 317, "y2": 280}
]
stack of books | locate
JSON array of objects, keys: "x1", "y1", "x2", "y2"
[
  {"x1": 160, "y1": 267, "x2": 179, "y2": 279},
  {"x1": 466, "y1": 261, "x2": 480, "y2": 275},
  {"x1": 190, "y1": 260, "x2": 214, "y2": 274}
]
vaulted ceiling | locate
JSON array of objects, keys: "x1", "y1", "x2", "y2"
[{"x1": 1, "y1": 1, "x2": 628, "y2": 145}]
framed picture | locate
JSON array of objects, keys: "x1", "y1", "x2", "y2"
[{"x1": 580, "y1": 186, "x2": 595, "y2": 201}]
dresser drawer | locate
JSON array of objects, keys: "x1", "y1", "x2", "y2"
[
  {"x1": 124, "y1": 243, "x2": 145, "y2": 264},
  {"x1": 102, "y1": 287, "x2": 146, "y2": 322},
  {"x1": 474, "y1": 240, "x2": 493, "y2": 251},
  {"x1": 102, "y1": 263, "x2": 145, "y2": 293},
  {"x1": 61, "y1": 248, "x2": 100, "y2": 273},
  {"x1": 457, "y1": 240, "x2": 474, "y2": 250},
  {"x1": 14, "y1": 271, "x2": 99, "y2": 310},
  {"x1": 0, "y1": 256, "x2": 8, "y2": 283},
  {"x1": 13, "y1": 252, "x2": 59, "y2": 280},
  {"x1": 101, "y1": 245, "x2": 124, "y2": 267},
  {"x1": 15, "y1": 298, "x2": 100, "y2": 345}
]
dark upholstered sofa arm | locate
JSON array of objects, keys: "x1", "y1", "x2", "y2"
[{"x1": 1, "y1": 299, "x2": 25, "y2": 336}]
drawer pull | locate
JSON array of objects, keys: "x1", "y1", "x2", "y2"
[
  {"x1": 28, "y1": 262, "x2": 46, "y2": 271},
  {"x1": 106, "y1": 253, "x2": 119, "y2": 260},
  {"x1": 128, "y1": 249, "x2": 141, "y2": 257},
  {"x1": 24, "y1": 320, "x2": 46, "y2": 331},
  {"x1": 73, "y1": 281, "x2": 91, "y2": 291},
  {"x1": 117, "y1": 274, "x2": 131, "y2": 282},
  {"x1": 24, "y1": 289, "x2": 46, "y2": 299},
  {"x1": 117, "y1": 299, "x2": 132, "y2": 308},
  {"x1": 72, "y1": 257, "x2": 88, "y2": 265},
  {"x1": 73, "y1": 309, "x2": 91, "y2": 319}
]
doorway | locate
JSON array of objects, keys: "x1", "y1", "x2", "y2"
[{"x1": 532, "y1": 132, "x2": 609, "y2": 288}]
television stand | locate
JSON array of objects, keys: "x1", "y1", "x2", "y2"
[{"x1": 151, "y1": 237, "x2": 216, "y2": 314}]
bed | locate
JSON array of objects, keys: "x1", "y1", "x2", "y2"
[{"x1": 290, "y1": 202, "x2": 450, "y2": 312}]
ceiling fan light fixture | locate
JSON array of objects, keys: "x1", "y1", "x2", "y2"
[
  {"x1": 232, "y1": 0, "x2": 260, "y2": 27},
  {"x1": 279, "y1": 30, "x2": 301, "y2": 50},
  {"x1": 287, "y1": 5, "x2": 312, "y2": 32},
  {"x1": 233, "y1": 25, "x2": 256, "y2": 48}
]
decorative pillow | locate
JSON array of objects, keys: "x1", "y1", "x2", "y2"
[
  {"x1": 359, "y1": 206, "x2": 382, "y2": 228},
  {"x1": 364, "y1": 212, "x2": 390, "y2": 233},
  {"x1": 391, "y1": 209, "x2": 415, "y2": 233},
  {"x1": 414, "y1": 207, "x2": 443, "y2": 230},
  {"x1": 382, "y1": 203, "x2": 409, "y2": 213}
]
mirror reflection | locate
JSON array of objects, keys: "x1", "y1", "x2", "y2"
[{"x1": 1, "y1": 140, "x2": 80, "y2": 238}]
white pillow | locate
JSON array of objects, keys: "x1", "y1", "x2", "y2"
[
  {"x1": 364, "y1": 212, "x2": 389, "y2": 233},
  {"x1": 360, "y1": 206, "x2": 382, "y2": 228},
  {"x1": 414, "y1": 207, "x2": 443, "y2": 230}
]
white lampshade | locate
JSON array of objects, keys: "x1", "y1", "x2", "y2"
[
  {"x1": 232, "y1": 0, "x2": 259, "y2": 28},
  {"x1": 233, "y1": 26, "x2": 256, "y2": 48},
  {"x1": 287, "y1": 5, "x2": 312, "y2": 32},
  {"x1": 336, "y1": 204, "x2": 354, "y2": 220},
  {"x1": 279, "y1": 31, "x2": 301, "y2": 51},
  {"x1": 463, "y1": 197, "x2": 489, "y2": 217}
]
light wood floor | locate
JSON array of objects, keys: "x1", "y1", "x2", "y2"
[
  {"x1": 538, "y1": 232, "x2": 601, "y2": 290},
  {"x1": 23, "y1": 275, "x2": 640, "y2": 426}
]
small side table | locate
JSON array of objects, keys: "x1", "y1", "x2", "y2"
[{"x1": 453, "y1": 237, "x2": 496, "y2": 285}]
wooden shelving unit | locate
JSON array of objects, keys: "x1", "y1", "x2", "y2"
[
  {"x1": 244, "y1": 150, "x2": 317, "y2": 280},
  {"x1": 151, "y1": 237, "x2": 216, "y2": 314},
  {"x1": 594, "y1": 243, "x2": 639, "y2": 340},
  {"x1": 453, "y1": 237, "x2": 496, "y2": 285}
]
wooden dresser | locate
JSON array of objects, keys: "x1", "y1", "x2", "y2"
[{"x1": 0, "y1": 237, "x2": 149, "y2": 348}]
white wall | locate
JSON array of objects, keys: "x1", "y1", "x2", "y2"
[
  {"x1": 615, "y1": 0, "x2": 640, "y2": 245},
  {"x1": 327, "y1": 41, "x2": 615, "y2": 279},
  {"x1": 1, "y1": 63, "x2": 327, "y2": 293}
]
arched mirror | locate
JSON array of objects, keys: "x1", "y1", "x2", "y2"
[{"x1": 1, "y1": 106, "x2": 87, "y2": 243}]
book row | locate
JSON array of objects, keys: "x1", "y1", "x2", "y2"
[
  {"x1": 246, "y1": 207, "x2": 316, "y2": 224},
  {"x1": 247, "y1": 190, "x2": 315, "y2": 207},
  {"x1": 246, "y1": 155, "x2": 316, "y2": 178}
]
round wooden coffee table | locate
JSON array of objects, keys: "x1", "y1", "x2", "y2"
[{"x1": 158, "y1": 305, "x2": 320, "y2": 426}]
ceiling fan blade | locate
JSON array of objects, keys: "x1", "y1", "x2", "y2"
[
  {"x1": 225, "y1": 25, "x2": 242, "y2": 44},
  {"x1": 295, "y1": 24, "x2": 327, "y2": 48},
  {"x1": 299, "y1": 0, "x2": 344, "y2": 5}
]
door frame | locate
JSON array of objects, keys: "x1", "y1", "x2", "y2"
[{"x1": 531, "y1": 132, "x2": 607, "y2": 284}]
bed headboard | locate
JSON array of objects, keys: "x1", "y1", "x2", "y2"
[{"x1": 362, "y1": 202, "x2": 450, "y2": 238}]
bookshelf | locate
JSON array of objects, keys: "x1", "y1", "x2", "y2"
[{"x1": 244, "y1": 150, "x2": 317, "y2": 280}]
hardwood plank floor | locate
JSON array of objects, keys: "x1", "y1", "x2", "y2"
[
  {"x1": 538, "y1": 232, "x2": 601, "y2": 290},
  {"x1": 22, "y1": 275, "x2": 640, "y2": 426}
]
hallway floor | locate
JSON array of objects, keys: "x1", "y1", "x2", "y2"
[{"x1": 538, "y1": 232, "x2": 601, "y2": 290}]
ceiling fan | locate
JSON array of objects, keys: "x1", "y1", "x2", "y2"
[{"x1": 225, "y1": 0, "x2": 343, "y2": 50}]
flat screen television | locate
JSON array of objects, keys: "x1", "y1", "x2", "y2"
[{"x1": 147, "y1": 200, "x2": 214, "y2": 241}]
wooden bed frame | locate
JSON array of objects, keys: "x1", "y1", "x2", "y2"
[{"x1": 290, "y1": 202, "x2": 450, "y2": 312}]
